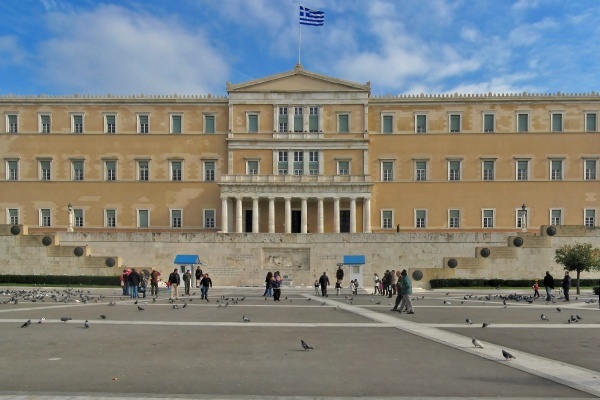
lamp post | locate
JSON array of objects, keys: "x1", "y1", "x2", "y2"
[
  {"x1": 67, "y1": 203, "x2": 74, "y2": 232},
  {"x1": 521, "y1": 203, "x2": 527, "y2": 233}
]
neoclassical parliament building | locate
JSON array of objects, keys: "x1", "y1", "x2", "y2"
[{"x1": 1, "y1": 64, "x2": 598, "y2": 234}]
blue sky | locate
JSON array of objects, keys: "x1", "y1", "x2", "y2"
[{"x1": 1, "y1": 0, "x2": 599, "y2": 96}]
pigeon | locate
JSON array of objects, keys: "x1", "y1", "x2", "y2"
[
  {"x1": 21, "y1": 319, "x2": 31, "y2": 328},
  {"x1": 182, "y1": 303, "x2": 187, "y2": 308},
  {"x1": 242, "y1": 316, "x2": 250, "y2": 322},
  {"x1": 556, "y1": 307, "x2": 562, "y2": 312},
  {"x1": 301, "y1": 340, "x2": 313, "y2": 350},
  {"x1": 100, "y1": 315, "x2": 107, "y2": 319},
  {"x1": 466, "y1": 318, "x2": 473, "y2": 325},
  {"x1": 38, "y1": 317, "x2": 45, "y2": 324},
  {"x1": 306, "y1": 298, "x2": 311, "y2": 301},
  {"x1": 541, "y1": 314, "x2": 549, "y2": 321},
  {"x1": 375, "y1": 301, "x2": 381, "y2": 305},
  {"x1": 482, "y1": 322, "x2": 490, "y2": 328},
  {"x1": 576, "y1": 315, "x2": 583, "y2": 320},
  {"x1": 503, "y1": 299, "x2": 507, "y2": 306},
  {"x1": 472, "y1": 337, "x2": 484, "y2": 348},
  {"x1": 134, "y1": 300, "x2": 138, "y2": 305},
  {"x1": 60, "y1": 317, "x2": 72, "y2": 322},
  {"x1": 443, "y1": 300, "x2": 451, "y2": 305},
  {"x1": 137, "y1": 306, "x2": 145, "y2": 311},
  {"x1": 502, "y1": 350, "x2": 516, "y2": 360},
  {"x1": 108, "y1": 301, "x2": 116, "y2": 306},
  {"x1": 321, "y1": 302, "x2": 326, "y2": 306},
  {"x1": 84, "y1": 320, "x2": 90, "y2": 328},
  {"x1": 570, "y1": 315, "x2": 578, "y2": 323},
  {"x1": 152, "y1": 298, "x2": 156, "y2": 303}
]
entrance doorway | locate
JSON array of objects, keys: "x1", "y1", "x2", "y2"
[
  {"x1": 340, "y1": 210, "x2": 350, "y2": 233},
  {"x1": 245, "y1": 210, "x2": 252, "y2": 233},
  {"x1": 291, "y1": 210, "x2": 301, "y2": 233}
]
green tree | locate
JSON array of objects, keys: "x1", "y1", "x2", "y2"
[{"x1": 555, "y1": 243, "x2": 600, "y2": 294}]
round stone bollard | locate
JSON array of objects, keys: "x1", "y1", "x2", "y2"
[
  {"x1": 42, "y1": 236, "x2": 53, "y2": 246},
  {"x1": 105, "y1": 258, "x2": 116, "y2": 267},
  {"x1": 480, "y1": 248, "x2": 491, "y2": 258},
  {"x1": 546, "y1": 226, "x2": 557, "y2": 236},
  {"x1": 447, "y1": 258, "x2": 458, "y2": 268},
  {"x1": 513, "y1": 237, "x2": 524, "y2": 247},
  {"x1": 412, "y1": 270, "x2": 423, "y2": 281},
  {"x1": 10, "y1": 225, "x2": 20, "y2": 235},
  {"x1": 73, "y1": 247, "x2": 84, "y2": 257}
]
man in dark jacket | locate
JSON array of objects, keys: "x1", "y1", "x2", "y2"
[
  {"x1": 168, "y1": 268, "x2": 181, "y2": 300},
  {"x1": 200, "y1": 273, "x2": 212, "y2": 301},
  {"x1": 543, "y1": 271, "x2": 554, "y2": 301},
  {"x1": 195, "y1": 266, "x2": 203, "y2": 288},
  {"x1": 128, "y1": 268, "x2": 140, "y2": 299},
  {"x1": 319, "y1": 272, "x2": 330, "y2": 297},
  {"x1": 562, "y1": 271, "x2": 571, "y2": 302}
]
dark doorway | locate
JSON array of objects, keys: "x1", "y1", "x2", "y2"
[
  {"x1": 245, "y1": 210, "x2": 252, "y2": 232},
  {"x1": 291, "y1": 210, "x2": 301, "y2": 233},
  {"x1": 340, "y1": 210, "x2": 350, "y2": 233}
]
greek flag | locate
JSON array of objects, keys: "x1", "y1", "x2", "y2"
[{"x1": 299, "y1": 5, "x2": 324, "y2": 26}]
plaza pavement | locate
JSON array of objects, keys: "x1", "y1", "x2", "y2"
[{"x1": 0, "y1": 284, "x2": 599, "y2": 399}]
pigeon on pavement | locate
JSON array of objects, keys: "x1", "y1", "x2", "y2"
[
  {"x1": 137, "y1": 306, "x2": 145, "y2": 311},
  {"x1": 502, "y1": 350, "x2": 516, "y2": 360},
  {"x1": 38, "y1": 317, "x2": 45, "y2": 324},
  {"x1": 84, "y1": 320, "x2": 90, "y2": 329},
  {"x1": 443, "y1": 300, "x2": 451, "y2": 305},
  {"x1": 21, "y1": 319, "x2": 31, "y2": 328},
  {"x1": 100, "y1": 315, "x2": 107, "y2": 319},
  {"x1": 472, "y1": 337, "x2": 484, "y2": 348},
  {"x1": 60, "y1": 317, "x2": 72, "y2": 322},
  {"x1": 576, "y1": 315, "x2": 583, "y2": 320},
  {"x1": 242, "y1": 316, "x2": 250, "y2": 322},
  {"x1": 301, "y1": 340, "x2": 313, "y2": 350},
  {"x1": 466, "y1": 318, "x2": 473, "y2": 325},
  {"x1": 482, "y1": 322, "x2": 490, "y2": 328},
  {"x1": 556, "y1": 307, "x2": 562, "y2": 312},
  {"x1": 541, "y1": 314, "x2": 549, "y2": 321}
]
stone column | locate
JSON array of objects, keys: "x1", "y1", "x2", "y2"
[
  {"x1": 363, "y1": 197, "x2": 371, "y2": 233},
  {"x1": 236, "y1": 197, "x2": 243, "y2": 233},
  {"x1": 317, "y1": 197, "x2": 324, "y2": 233},
  {"x1": 350, "y1": 197, "x2": 356, "y2": 233},
  {"x1": 301, "y1": 197, "x2": 308, "y2": 233},
  {"x1": 285, "y1": 197, "x2": 292, "y2": 234},
  {"x1": 252, "y1": 197, "x2": 259, "y2": 233},
  {"x1": 268, "y1": 197, "x2": 275, "y2": 233},
  {"x1": 333, "y1": 197, "x2": 340, "y2": 233},
  {"x1": 221, "y1": 197, "x2": 228, "y2": 233}
]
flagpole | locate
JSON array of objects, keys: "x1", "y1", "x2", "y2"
[{"x1": 298, "y1": 19, "x2": 302, "y2": 65}]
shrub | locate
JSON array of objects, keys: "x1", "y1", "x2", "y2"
[
  {"x1": 0, "y1": 275, "x2": 120, "y2": 286},
  {"x1": 430, "y1": 278, "x2": 600, "y2": 289}
]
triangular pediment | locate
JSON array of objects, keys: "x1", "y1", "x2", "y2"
[{"x1": 227, "y1": 64, "x2": 370, "y2": 93}]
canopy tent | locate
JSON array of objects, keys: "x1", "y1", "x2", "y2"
[
  {"x1": 174, "y1": 254, "x2": 201, "y2": 265},
  {"x1": 342, "y1": 255, "x2": 365, "y2": 265}
]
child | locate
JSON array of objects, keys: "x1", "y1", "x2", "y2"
[
  {"x1": 352, "y1": 279, "x2": 359, "y2": 295},
  {"x1": 532, "y1": 279, "x2": 540, "y2": 299},
  {"x1": 166, "y1": 280, "x2": 172, "y2": 297},
  {"x1": 314, "y1": 279, "x2": 319, "y2": 296},
  {"x1": 335, "y1": 280, "x2": 342, "y2": 296}
]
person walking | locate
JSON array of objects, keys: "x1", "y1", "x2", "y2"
[
  {"x1": 390, "y1": 269, "x2": 397, "y2": 297},
  {"x1": 168, "y1": 268, "x2": 181, "y2": 300},
  {"x1": 139, "y1": 272, "x2": 148, "y2": 298},
  {"x1": 263, "y1": 272, "x2": 273, "y2": 297},
  {"x1": 272, "y1": 271, "x2": 282, "y2": 301},
  {"x1": 200, "y1": 273, "x2": 212, "y2": 301},
  {"x1": 390, "y1": 270, "x2": 403, "y2": 311},
  {"x1": 562, "y1": 271, "x2": 571, "y2": 302},
  {"x1": 121, "y1": 269, "x2": 130, "y2": 296},
  {"x1": 128, "y1": 268, "x2": 140, "y2": 299},
  {"x1": 373, "y1": 273, "x2": 380, "y2": 295},
  {"x1": 532, "y1": 279, "x2": 540, "y2": 299},
  {"x1": 319, "y1": 271, "x2": 330, "y2": 297},
  {"x1": 183, "y1": 270, "x2": 192, "y2": 295},
  {"x1": 398, "y1": 270, "x2": 415, "y2": 314},
  {"x1": 195, "y1": 266, "x2": 203, "y2": 289},
  {"x1": 150, "y1": 268, "x2": 161, "y2": 297},
  {"x1": 543, "y1": 271, "x2": 554, "y2": 302}
]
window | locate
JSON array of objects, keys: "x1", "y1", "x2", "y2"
[
  {"x1": 170, "y1": 160, "x2": 182, "y2": 181},
  {"x1": 294, "y1": 107, "x2": 303, "y2": 132},
  {"x1": 6, "y1": 114, "x2": 18, "y2": 133},
  {"x1": 39, "y1": 159, "x2": 51, "y2": 181},
  {"x1": 293, "y1": 151, "x2": 303, "y2": 175},
  {"x1": 204, "y1": 209, "x2": 215, "y2": 229},
  {"x1": 482, "y1": 160, "x2": 495, "y2": 181},
  {"x1": 449, "y1": 209, "x2": 460, "y2": 228},
  {"x1": 483, "y1": 113, "x2": 495, "y2": 133},
  {"x1": 6, "y1": 160, "x2": 18, "y2": 180},
  {"x1": 104, "y1": 160, "x2": 116, "y2": 181},
  {"x1": 482, "y1": 209, "x2": 494, "y2": 228},
  {"x1": 137, "y1": 160, "x2": 149, "y2": 181},
  {"x1": 585, "y1": 159, "x2": 597, "y2": 180},
  {"x1": 516, "y1": 160, "x2": 529, "y2": 181},
  {"x1": 584, "y1": 209, "x2": 596, "y2": 227},
  {"x1": 40, "y1": 208, "x2": 51, "y2": 227},
  {"x1": 74, "y1": 209, "x2": 84, "y2": 227},
  {"x1": 278, "y1": 107, "x2": 288, "y2": 132},
  {"x1": 105, "y1": 209, "x2": 116, "y2": 228},
  {"x1": 449, "y1": 114, "x2": 461, "y2": 133},
  {"x1": 8, "y1": 208, "x2": 19, "y2": 225},
  {"x1": 415, "y1": 114, "x2": 427, "y2": 133},
  {"x1": 171, "y1": 115, "x2": 182, "y2": 134},
  {"x1": 338, "y1": 160, "x2": 349, "y2": 176},
  {"x1": 415, "y1": 160, "x2": 427, "y2": 181},
  {"x1": 517, "y1": 113, "x2": 529, "y2": 132},
  {"x1": 448, "y1": 160, "x2": 461, "y2": 181},
  {"x1": 309, "y1": 107, "x2": 319, "y2": 132},
  {"x1": 105, "y1": 114, "x2": 116, "y2": 133},
  {"x1": 72, "y1": 114, "x2": 84, "y2": 133},
  {"x1": 204, "y1": 114, "x2": 215, "y2": 134},
  {"x1": 382, "y1": 114, "x2": 393, "y2": 134},
  {"x1": 138, "y1": 209, "x2": 149, "y2": 228},
  {"x1": 517, "y1": 207, "x2": 528, "y2": 229},
  {"x1": 551, "y1": 113, "x2": 563, "y2": 132},
  {"x1": 247, "y1": 160, "x2": 259, "y2": 175},
  {"x1": 39, "y1": 114, "x2": 51, "y2": 133},
  {"x1": 204, "y1": 161, "x2": 215, "y2": 181},
  {"x1": 71, "y1": 160, "x2": 84, "y2": 181},
  {"x1": 278, "y1": 151, "x2": 288, "y2": 175},
  {"x1": 308, "y1": 151, "x2": 319, "y2": 175},
  {"x1": 415, "y1": 210, "x2": 426, "y2": 228},
  {"x1": 382, "y1": 161, "x2": 393, "y2": 181},
  {"x1": 138, "y1": 115, "x2": 149, "y2": 134},
  {"x1": 171, "y1": 209, "x2": 182, "y2": 228},
  {"x1": 338, "y1": 113, "x2": 349, "y2": 133},
  {"x1": 382, "y1": 210, "x2": 393, "y2": 229},
  {"x1": 550, "y1": 159, "x2": 563, "y2": 180},
  {"x1": 247, "y1": 113, "x2": 258, "y2": 133},
  {"x1": 585, "y1": 112, "x2": 597, "y2": 132},
  {"x1": 550, "y1": 209, "x2": 562, "y2": 225}
]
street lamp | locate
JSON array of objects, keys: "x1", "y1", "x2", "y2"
[
  {"x1": 521, "y1": 203, "x2": 527, "y2": 233},
  {"x1": 67, "y1": 203, "x2": 74, "y2": 232}
]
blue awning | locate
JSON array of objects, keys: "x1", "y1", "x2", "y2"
[
  {"x1": 343, "y1": 255, "x2": 365, "y2": 265},
  {"x1": 174, "y1": 254, "x2": 200, "y2": 264}
]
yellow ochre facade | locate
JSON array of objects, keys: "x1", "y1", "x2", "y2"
[{"x1": 1, "y1": 65, "x2": 598, "y2": 234}]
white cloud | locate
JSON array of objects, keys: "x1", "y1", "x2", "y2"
[
  {"x1": 508, "y1": 17, "x2": 559, "y2": 46},
  {"x1": 0, "y1": 36, "x2": 26, "y2": 67},
  {"x1": 35, "y1": 4, "x2": 230, "y2": 94}
]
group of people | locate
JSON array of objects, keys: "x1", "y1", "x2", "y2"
[
  {"x1": 168, "y1": 266, "x2": 213, "y2": 300},
  {"x1": 262, "y1": 271, "x2": 283, "y2": 301},
  {"x1": 120, "y1": 268, "x2": 148, "y2": 299},
  {"x1": 372, "y1": 270, "x2": 399, "y2": 297},
  {"x1": 541, "y1": 270, "x2": 572, "y2": 302},
  {"x1": 121, "y1": 265, "x2": 213, "y2": 301}
]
